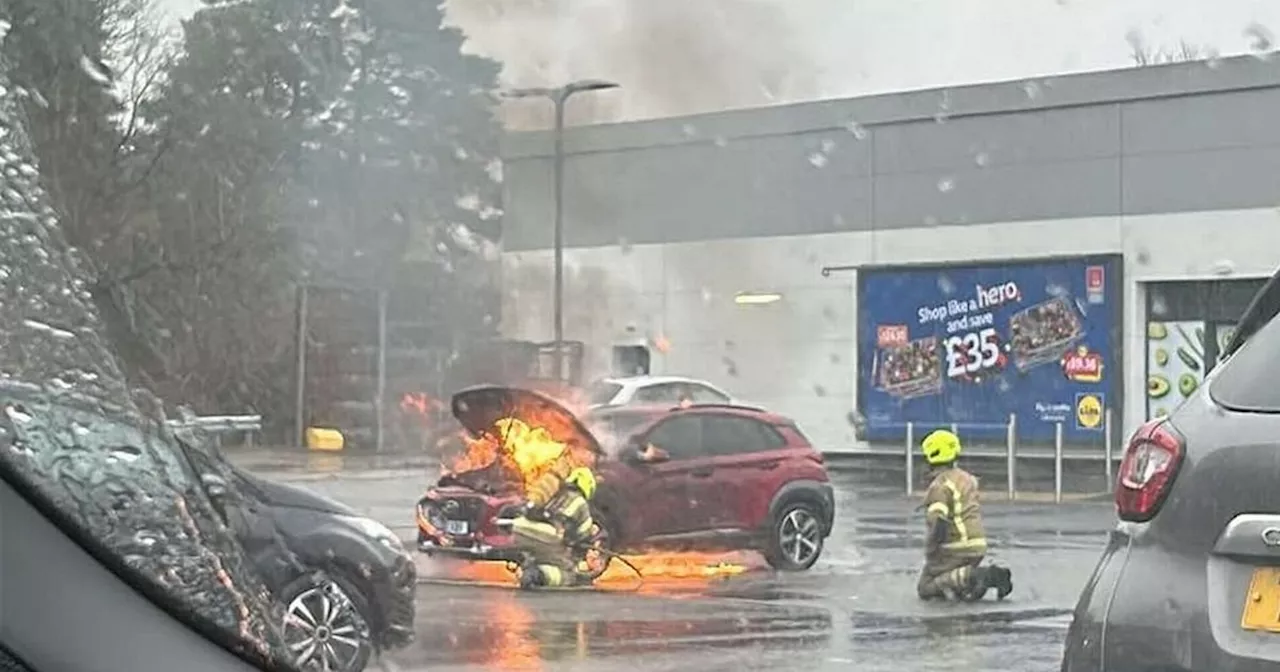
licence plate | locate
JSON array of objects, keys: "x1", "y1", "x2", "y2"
[
  {"x1": 1241, "y1": 566, "x2": 1280, "y2": 633},
  {"x1": 445, "y1": 520, "x2": 469, "y2": 535}
]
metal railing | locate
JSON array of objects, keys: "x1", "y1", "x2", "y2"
[
  {"x1": 900, "y1": 409, "x2": 1118, "y2": 503},
  {"x1": 167, "y1": 414, "x2": 263, "y2": 448}
]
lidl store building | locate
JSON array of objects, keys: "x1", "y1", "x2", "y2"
[{"x1": 496, "y1": 55, "x2": 1280, "y2": 453}]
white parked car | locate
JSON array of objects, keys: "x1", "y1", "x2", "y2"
[{"x1": 582, "y1": 375, "x2": 743, "y2": 409}]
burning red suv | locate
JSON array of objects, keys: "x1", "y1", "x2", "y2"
[{"x1": 415, "y1": 385, "x2": 835, "y2": 571}]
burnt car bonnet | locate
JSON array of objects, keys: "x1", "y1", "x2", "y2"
[{"x1": 450, "y1": 385, "x2": 603, "y2": 457}]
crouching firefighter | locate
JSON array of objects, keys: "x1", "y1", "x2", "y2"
[
  {"x1": 510, "y1": 465, "x2": 603, "y2": 589},
  {"x1": 917, "y1": 429, "x2": 1014, "y2": 602}
]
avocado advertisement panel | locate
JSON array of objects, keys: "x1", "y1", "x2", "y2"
[{"x1": 857, "y1": 255, "x2": 1121, "y2": 442}]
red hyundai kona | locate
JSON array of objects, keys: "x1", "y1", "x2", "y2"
[{"x1": 415, "y1": 385, "x2": 835, "y2": 571}]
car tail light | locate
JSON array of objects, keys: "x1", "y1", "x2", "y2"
[{"x1": 1115, "y1": 418, "x2": 1185, "y2": 522}]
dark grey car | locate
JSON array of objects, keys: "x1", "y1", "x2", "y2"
[{"x1": 1061, "y1": 271, "x2": 1280, "y2": 671}]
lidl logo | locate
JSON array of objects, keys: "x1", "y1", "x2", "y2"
[{"x1": 1076, "y1": 393, "x2": 1104, "y2": 430}]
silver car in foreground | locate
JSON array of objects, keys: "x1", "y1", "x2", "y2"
[{"x1": 1061, "y1": 269, "x2": 1280, "y2": 671}]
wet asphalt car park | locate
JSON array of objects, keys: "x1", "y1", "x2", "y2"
[{"x1": 240, "y1": 457, "x2": 1114, "y2": 671}]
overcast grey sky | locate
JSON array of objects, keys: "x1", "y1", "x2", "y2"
[{"x1": 157, "y1": 0, "x2": 1279, "y2": 127}]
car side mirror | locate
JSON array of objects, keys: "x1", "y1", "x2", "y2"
[
  {"x1": 201, "y1": 473, "x2": 229, "y2": 499},
  {"x1": 626, "y1": 440, "x2": 669, "y2": 464},
  {"x1": 645, "y1": 447, "x2": 671, "y2": 463}
]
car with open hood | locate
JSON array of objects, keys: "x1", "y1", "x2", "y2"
[{"x1": 415, "y1": 385, "x2": 835, "y2": 571}]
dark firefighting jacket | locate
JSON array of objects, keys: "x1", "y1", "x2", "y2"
[{"x1": 923, "y1": 466, "x2": 988, "y2": 558}]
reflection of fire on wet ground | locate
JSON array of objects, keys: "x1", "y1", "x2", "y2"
[{"x1": 421, "y1": 551, "x2": 763, "y2": 593}]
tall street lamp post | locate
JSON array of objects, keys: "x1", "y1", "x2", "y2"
[{"x1": 505, "y1": 79, "x2": 620, "y2": 381}]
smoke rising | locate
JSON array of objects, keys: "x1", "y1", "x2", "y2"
[{"x1": 443, "y1": 0, "x2": 821, "y2": 130}]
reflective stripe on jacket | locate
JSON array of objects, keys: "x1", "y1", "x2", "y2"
[
  {"x1": 526, "y1": 458, "x2": 574, "y2": 507},
  {"x1": 923, "y1": 466, "x2": 987, "y2": 555},
  {"x1": 544, "y1": 487, "x2": 595, "y2": 544}
]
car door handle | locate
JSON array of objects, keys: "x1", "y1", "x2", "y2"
[
  {"x1": 753, "y1": 461, "x2": 781, "y2": 470},
  {"x1": 690, "y1": 468, "x2": 714, "y2": 478}
]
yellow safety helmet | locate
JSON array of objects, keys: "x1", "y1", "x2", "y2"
[
  {"x1": 566, "y1": 467, "x2": 597, "y2": 499},
  {"x1": 921, "y1": 429, "x2": 962, "y2": 466}
]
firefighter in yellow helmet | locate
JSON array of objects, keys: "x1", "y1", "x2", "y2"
[
  {"x1": 510, "y1": 463, "x2": 604, "y2": 589},
  {"x1": 917, "y1": 429, "x2": 1013, "y2": 601}
]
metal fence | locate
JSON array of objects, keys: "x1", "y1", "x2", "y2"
[
  {"x1": 293, "y1": 282, "x2": 456, "y2": 453},
  {"x1": 896, "y1": 409, "x2": 1119, "y2": 503}
]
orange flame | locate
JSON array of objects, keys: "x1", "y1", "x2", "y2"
[
  {"x1": 447, "y1": 413, "x2": 596, "y2": 496},
  {"x1": 400, "y1": 393, "x2": 443, "y2": 417}
]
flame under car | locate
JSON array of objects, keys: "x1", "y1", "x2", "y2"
[{"x1": 415, "y1": 385, "x2": 836, "y2": 572}]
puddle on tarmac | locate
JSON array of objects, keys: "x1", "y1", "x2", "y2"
[
  {"x1": 847, "y1": 606, "x2": 1073, "y2": 641},
  {"x1": 401, "y1": 590, "x2": 834, "y2": 668}
]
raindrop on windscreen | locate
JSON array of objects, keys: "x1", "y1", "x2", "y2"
[
  {"x1": 108, "y1": 445, "x2": 143, "y2": 464},
  {"x1": 1022, "y1": 81, "x2": 1042, "y2": 100},
  {"x1": 808, "y1": 152, "x2": 828, "y2": 168},
  {"x1": 1245, "y1": 22, "x2": 1276, "y2": 57},
  {"x1": 8, "y1": 438, "x2": 33, "y2": 457},
  {"x1": 682, "y1": 124, "x2": 698, "y2": 137},
  {"x1": 830, "y1": 353, "x2": 841, "y2": 364},
  {"x1": 846, "y1": 120, "x2": 867, "y2": 140},
  {"x1": 937, "y1": 177, "x2": 955, "y2": 193},
  {"x1": 1150, "y1": 295, "x2": 1169, "y2": 317},
  {"x1": 974, "y1": 152, "x2": 990, "y2": 168},
  {"x1": 723, "y1": 358, "x2": 739, "y2": 377},
  {"x1": 814, "y1": 384, "x2": 827, "y2": 397},
  {"x1": 820, "y1": 139, "x2": 836, "y2": 154},
  {"x1": 937, "y1": 275, "x2": 956, "y2": 295},
  {"x1": 618, "y1": 237, "x2": 632, "y2": 254},
  {"x1": 701, "y1": 287, "x2": 714, "y2": 303},
  {"x1": 5, "y1": 404, "x2": 32, "y2": 424},
  {"x1": 713, "y1": 136, "x2": 728, "y2": 147},
  {"x1": 1205, "y1": 46, "x2": 1223, "y2": 69}
]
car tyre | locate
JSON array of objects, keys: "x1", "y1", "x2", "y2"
[
  {"x1": 280, "y1": 569, "x2": 375, "y2": 672},
  {"x1": 764, "y1": 501, "x2": 824, "y2": 571}
]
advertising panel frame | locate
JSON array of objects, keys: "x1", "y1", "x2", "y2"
[{"x1": 854, "y1": 253, "x2": 1125, "y2": 445}]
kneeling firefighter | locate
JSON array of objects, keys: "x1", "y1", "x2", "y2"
[
  {"x1": 917, "y1": 429, "x2": 1014, "y2": 602},
  {"x1": 510, "y1": 463, "x2": 603, "y2": 589}
]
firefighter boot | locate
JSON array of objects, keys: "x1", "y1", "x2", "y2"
[
  {"x1": 991, "y1": 565, "x2": 1014, "y2": 600},
  {"x1": 961, "y1": 566, "x2": 994, "y2": 602},
  {"x1": 518, "y1": 564, "x2": 546, "y2": 589}
]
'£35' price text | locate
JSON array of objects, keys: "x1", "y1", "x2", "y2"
[{"x1": 944, "y1": 327, "x2": 1001, "y2": 379}]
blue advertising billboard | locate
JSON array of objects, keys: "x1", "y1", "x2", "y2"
[{"x1": 857, "y1": 255, "x2": 1122, "y2": 442}]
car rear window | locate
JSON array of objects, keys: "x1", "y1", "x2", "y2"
[{"x1": 1211, "y1": 312, "x2": 1280, "y2": 412}]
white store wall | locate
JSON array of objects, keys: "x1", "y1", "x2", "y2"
[{"x1": 500, "y1": 207, "x2": 1280, "y2": 452}]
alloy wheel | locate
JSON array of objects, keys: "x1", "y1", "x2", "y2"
[
  {"x1": 283, "y1": 579, "x2": 371, "y2": 672},
  {"x1": 778, "y1": 507, "x2": 821, "y2": 566}
]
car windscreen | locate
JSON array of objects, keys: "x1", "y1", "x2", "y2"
[
  {"x1": 1210, "y1": 311, "x2": 1280, "y2": 412},
  {"x1": 585, "y1": 381, "x2": 624, "y2": 405}
]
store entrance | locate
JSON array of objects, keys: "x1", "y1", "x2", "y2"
[{"x1": 1145, "y1": 279, "x2": 1265, "y2": 420}]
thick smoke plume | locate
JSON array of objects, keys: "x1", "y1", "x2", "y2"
[{"x1": 444, "y1": 0, "x2": 821, "y2": 129}]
